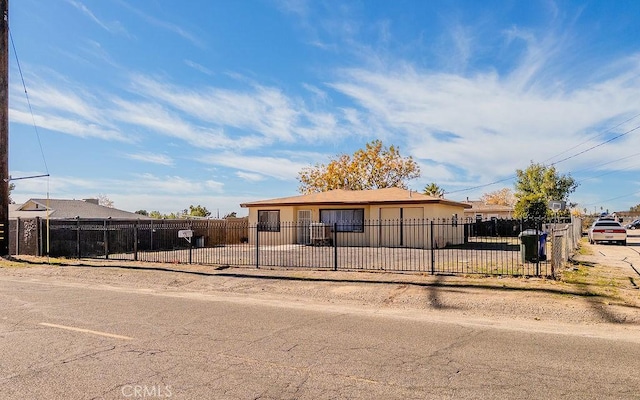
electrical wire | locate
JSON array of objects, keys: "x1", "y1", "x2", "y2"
[
  {"x1": 9, "y1": 28, "x2": 49, "y2": 175},
  {"x1": 9, "y1": 27, "x2": 52, "y2": 259},
  {"x1": 548, "y1": 124, "x2": 640, "y2": 167},
  {"x1": 443, "y1": 120, "x2": 640, "y2": 196},
  {"x1": 444, "y1": 176, "x2": 515, "y2": 195},
  {"x1": 576, "y1": 163, "x2": 637, "y2": 184},
  {"x1": 570, "y1": 151, "x2": 640, "y2": 175},
  {"x1": 580, "y1": 189, "x2": 640, "y2": 208},
  {"x1": 541, "y1": 111, "x2": 640, "y2": 165}
]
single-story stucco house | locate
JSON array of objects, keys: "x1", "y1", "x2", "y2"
[
  {"x1": 462, "y1": 200, "x2": 514, "y2": 221},
  {"x1": 9, "y1": 198, "x2": 151, "y2": 220},
  {"x1": 240, "y1": 187, "x2": 471, "y2": 249}
]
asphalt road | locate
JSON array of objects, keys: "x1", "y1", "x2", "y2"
[{"x1": 1, "y1": 275, "x2": 639, "y2": 400}]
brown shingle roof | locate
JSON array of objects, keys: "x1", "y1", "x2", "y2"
[{"x1": 241, "y1": 187, "x2": 471, "y2": 208}]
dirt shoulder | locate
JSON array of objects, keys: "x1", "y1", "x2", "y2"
[{"x1": 2, "y1": 236, "x2": 639, "y2": 333}]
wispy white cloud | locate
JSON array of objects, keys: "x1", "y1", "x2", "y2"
[
  {"x1": 66, "y1": 0, "x2": 110, "y2": 31},
  {"x1": 128, "y1": 74, "x2": 347, "y2": 144},
  {"x1": 10, "y1": 70, "x2": 349, "y2": 151},
  {"x1": 236, "y1": 171, "x2": 266, "y2": 182},
  {"x1": 184, "y1": 60, "x2": 214, "y2": 76},
  {"x1": 301, "y1": 83, "x2": 329, "y2": 102},
  {"x1": 327, "y1": 51, "x2": 640, "y2": 186},
  {"x1": 15, "y1": 82, "x2": 102, "y2": 123},
  {"x1": 110, "y1": 99, "x2": 265, "y2": 150},
  {"x1": 130, "y1": 76, "x2": 298, "y2": 142},
  {"x1": 78, "y1": 39, "x2": 122, "y2": 68},
  {"x1": 118, "y1": 173, "x2": 222, "y2": 195},
  {"x1": 10, "y1": 108, "x2": 131, "y2": 142},
  {"x1": 125, "y1": 152, "x2": 174, "y2": 166},
  {"x1": 118, "y1": 1, "x2": 205, "y2": 48},
  {"x1": 9, "y1": 79, "x2": 132, "y2": 142},
  {"x1": 199, "y1": 153, "x2": 308, "y2": 181},
  {"x1": 66, "y1": 0, "x2": 129, "y2": 36}
]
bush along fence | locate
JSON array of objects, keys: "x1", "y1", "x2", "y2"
[{"x1": 8, "y1": 217, "x2": 582, "y2": 278}]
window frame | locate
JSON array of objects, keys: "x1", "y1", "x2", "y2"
[
  {"x1": 257, "y1": 210, "x2": 281, "y2": 232},
  {"x1": 319, "y1": 208, "x2": 365, "y2": 233}
]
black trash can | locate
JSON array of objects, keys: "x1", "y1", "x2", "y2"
[{"x1": 519, "y1": 230, "x2": 541, "y2": 263}]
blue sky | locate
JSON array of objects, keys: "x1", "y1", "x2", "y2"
[{"x1": 7, "y1": 0, "x2": 640, "y2": 216}]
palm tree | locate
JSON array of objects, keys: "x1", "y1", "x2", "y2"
[{"x1": 423, "y1": 183, "x2": 444, "y2": 198}]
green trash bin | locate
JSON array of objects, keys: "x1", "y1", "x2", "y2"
[{"x1": 519, "y1": 230, "x2": 540, "y2": 263}]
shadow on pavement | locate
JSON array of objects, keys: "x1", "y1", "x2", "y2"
[{"x1": 13, "y1": 256, "x2": 639, "y2": 310}]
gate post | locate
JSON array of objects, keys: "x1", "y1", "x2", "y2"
[
  {"x1": 15, "y1": 217, "x2": 19, "y2": 255},
  {"x1": 255, "y1": 223, "x2": 259, "y2": 269},
  {"x1": 333, "y1": 223, "x2": 338, "y2": 271},
  {"x1": 430, "y1": 220, "x2": 435, "y2": 275},
  {"x1": 76, "y1": 216, "x2": 81, "y2": 259},
  {"x1": 188, "y1": 220, "x2": 193, "y2": 264},
  {"x1": 36, "y1": 216, "x2": 41, "y2": 256},
  {"x1": 103, "y1": 219, "x2": 109, "y2": 259},
  {"x1": 134, "y1": 219, "x2": 138, "y2": 261}
]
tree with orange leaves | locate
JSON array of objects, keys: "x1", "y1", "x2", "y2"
[{"x1": 297, "y1": 140, "x2": 420, "y2": 194}]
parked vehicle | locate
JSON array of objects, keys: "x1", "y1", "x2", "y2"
[
  {"x1": 588, "y1": 220, "x2": 627, "y2": 245},
  {"x1": 625, "y1": 219, "x2": 640, "y2": 230}
]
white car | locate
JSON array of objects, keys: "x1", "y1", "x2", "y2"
[{"x1": 588, "y1": 220, "x2": 627, "y2": 245}]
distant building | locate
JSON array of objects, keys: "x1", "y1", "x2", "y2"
[
  {"x1": 463, "y1": 200, "x2": 514, "y2": 221},
  {"x1": 9, "y1": 198, "x2": 151, "y2": 220}
]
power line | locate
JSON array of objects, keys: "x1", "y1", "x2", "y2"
[
  {"x1": 570, "y1": 151, "x2": 640, "y2": 175},
  {"x1": 580, "y1": 189, "x2": 640, "y2": 208},
  {"x1": 576, "y1": 163, "x2": 637, "y2": 184},
  {"x1": 444, "y1": 119, "x2": 640, "y2": 196},
  {"x1": 541, "y1": 111, "x2": 640, "y2": 165},
  {"x1": 444, "y1": 176, "x2": 515, "y2": 195},
  {"x1": 548, "y1": 123, "x2": 640, "y2": 167},
  {"x1": 9, "y1": 27, "x2": 49, "y2": 175}
]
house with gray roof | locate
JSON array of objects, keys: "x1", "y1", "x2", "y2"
[{"x1": 9, "y1": 198, "x2": 151, "y2": 220}]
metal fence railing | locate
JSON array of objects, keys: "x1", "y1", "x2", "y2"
[{"x1": 9, "y1": 217, "x2": 583, "y2": 278}]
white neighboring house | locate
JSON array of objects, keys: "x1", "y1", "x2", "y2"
[
  {"x1": 9, "y1": 198, "x2": 151, "y2": 220},
  {"x1": 462, "y1": 200, "x2": 515, "y2": 221}
]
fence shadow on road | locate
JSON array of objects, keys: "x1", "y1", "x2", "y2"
[{"x1": 14, "y1": 256, "x2": 640, "y2": 317}]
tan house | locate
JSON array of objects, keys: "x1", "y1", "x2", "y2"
[
  {"x1": 240, "y1": 187, "x2": 471, "y2": 249},
  {"x1": 463, "y1": 200, "x2": 514, "y2": 221}
]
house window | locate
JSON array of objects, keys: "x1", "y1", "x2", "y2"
[
  {"x1": 258, "y1": 210, "x2": 280, "y2": 232},
  {"x1": 320, "y1": 209, "x2": 364, "y2": 232}
]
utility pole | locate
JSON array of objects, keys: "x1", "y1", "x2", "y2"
[{"x1": 0, "y1": 0, "x2": 8, "y2": 256}]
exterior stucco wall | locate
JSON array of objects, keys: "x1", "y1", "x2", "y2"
[{"x1": 245, "y1": 202, "x2": 467, "y2": 249}]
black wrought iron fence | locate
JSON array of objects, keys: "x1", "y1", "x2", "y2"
[{"x1": 6, "y1": 216, "x2": 574, "y2": 277}]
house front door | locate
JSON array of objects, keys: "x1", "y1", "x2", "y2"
[
  {"x1": 379, "y1": 207, "x2": 401, "y2": 247},
  {"x1": 379, "y1": 207, "x2": 424, "y2": 247},
  {"x1": 297, "y1": 210, "x2": 312, "y2": 244},
  {"x1": 402, "y1": 207, "x2": 424, "y2": 248}
]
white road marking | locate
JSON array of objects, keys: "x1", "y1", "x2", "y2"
[{"x1": 39, "y1": 322, "x2": 133, "y2": 340}]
